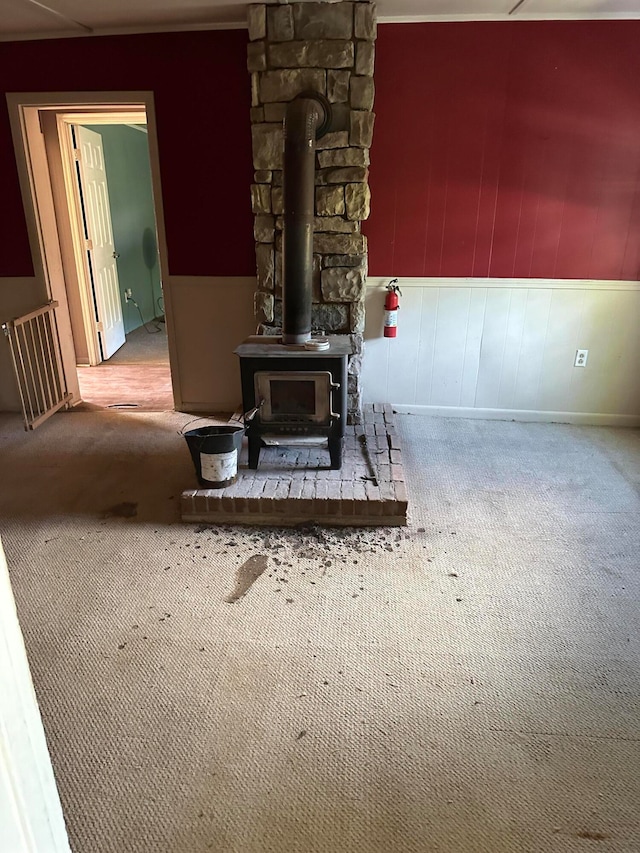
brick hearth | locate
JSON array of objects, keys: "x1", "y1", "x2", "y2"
[{"x1": 181, "y1": 404, "x2": 407, "y2": 526}]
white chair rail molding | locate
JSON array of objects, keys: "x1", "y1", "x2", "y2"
[{"x1": 362, "y1": 277, "x2": 640, "y2": 426}]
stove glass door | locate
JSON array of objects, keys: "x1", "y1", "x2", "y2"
[{"x1": 255, "y1": 371, "x2": 335, "y2": 424}]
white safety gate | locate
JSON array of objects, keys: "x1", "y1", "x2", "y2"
[{"x1": 2, "y1": 301, "x2": 72, "y2": 430}]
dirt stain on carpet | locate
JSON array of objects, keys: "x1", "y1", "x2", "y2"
[
  {"x1": 226, "y1": 555, "x2": 268, "y2": 603},
  {"x1": 102, "y1": 501, "x2": 138, "y2": 518}
]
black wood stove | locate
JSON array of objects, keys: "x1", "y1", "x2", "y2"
[{"x1": 235, "y1": 335, "x2": 351, "y2": 469}]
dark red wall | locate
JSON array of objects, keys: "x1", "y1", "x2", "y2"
[
  {"x1": 4, "y1": 23, "x2": 640, "y2": 282},
  {"x1": 0, "y1": 30, "x2": 254, "y2": 277},
  {"x1": 366, "y1": 21, "x2": 640, "y2": 280}
]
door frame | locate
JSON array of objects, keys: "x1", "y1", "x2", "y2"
[
  {"x1": 55, "y1": 114, "x2": 142, "y2": 365},
  {"x1": 5, "y1": 92, "x2": 181, "y2": 405}
]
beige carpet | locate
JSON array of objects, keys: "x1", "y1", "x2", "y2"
[
  {"x1": 105, "y1": 323, "x2": 169, "y2": 365},
  {"x1": 1, "y1": 410, "x2": 639, "y2": 853}
]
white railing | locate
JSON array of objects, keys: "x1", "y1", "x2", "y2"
[{"x1": 2, "y1": 301, "x2": 72, "y2": 430}]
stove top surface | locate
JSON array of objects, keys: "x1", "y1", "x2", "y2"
[{"x1": 234, "y1": 335, "x2": 354, "y2": 358}]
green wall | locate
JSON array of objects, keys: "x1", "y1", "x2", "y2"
[{"x1": 84, "y1": 124, "x2": 162, "y2": 334}]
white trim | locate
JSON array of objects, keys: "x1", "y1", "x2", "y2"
[
  {"x1": 54, "y1": 114, "x2": 102, "y2": 366},
  {"x1": 0, "y1": 21, "x2": 246, "y2": 42},
  {"x1": 390, "y1": 405, "x2": 640, "y2": 427},
  {"x1": 378, "y1": 13, "x2": 640, "y2": 23},
  {"x1": 0, "y1": 537, "x2": 72, "y2": 853},
  {"x1": 3, "y1": 12, "x2": 640, "y2": 42},
  {"x1": 367, "y1": 276, "x2": 640, "y2": 291}
]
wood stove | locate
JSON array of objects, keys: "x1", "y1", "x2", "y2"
[
  {"x1": 235, "y1": 335, "x2": 351, "y2": 469},
  {"x1": 236, "y1": 93, "x2": 356, "y2": 470}
]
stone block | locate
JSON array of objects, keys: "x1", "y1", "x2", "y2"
[
  {"x1": 272, "y1": 186, "x2": 284, "y2": 215},
  {"x1": 355, "y1": 41, "x2": 375, "y2": 76},
  {"x1": 272, "y1": 170, "x2": 283, "y2": 186},
  {"x1": 255, "y1": 243, "x2": 274, "y2": 290},
  {"x1": 315, "y1": 185, "x2": 345, "y2": 216},
  {"x1": 317, "y1": 147, "x2": 369, "y2": 168},
  {"x1": 267, "y1": 4, "x2": 294, "y2": 41},
  {"x1": 323, "y1": 253, "x2": 366, "y2": 268},
  {"x1": 254, "y1": 291, "x2": 274, "y2": 324},
  {"x1": 316, "y1": 131, "x2": 349, "y2": 150},
  {"x1": 259, "y1": 324, "x2": 281, "y2": 336},
  {"x1": 348, "y1": 351, "x2": 363, "y2": 376},
  {"x1": 247, "y1": 4, "x2": 266, "y2": 40},
  {"x1": 348, "y1": 390, "x2": 362, "y2": 414},
  {"x1": 260, "y1": 69, "x2": 326, "y2": 103},
  {"x1": 314, "y1": 216, "x2": 358, "y2": 233},
  {"x1": 354, "y1": 3, "x2": 377, "y2": 40},
  {"x1": 293, "y1": 2, "x2": 353, "y2": 39},
  {"x1": 314, "y1": 233, "x2": 366, "y2": 254},
  {"x1": 311, "y1": 303, "x2": 349, "y2": 333},
  {"x1": 321, "y1": 266, "x2": 365, "y2": 302},
  {"x1": 350, "y1": 75, "x2": 375, "y2": 110},
  {"x1": 251, "y1": 123, "x2": 283, "y2": 170},
  {"x1": 350, "y1": 332, "x2": 364, "y2": 355},
  {"x1": 251, "y1": 72, "x2": 260, "y2": 107},
  {"x1": 250, "y1": 107, "x2": 264, "y2": 123},
  {"x1": 317, "y1": 166, "x2": 368, "y2": 184},
  {"x1": 327, "y1": 69, "x2": 350, "y2": 103},
  {"x1": 269, "y1": 40, "x2": 354, "y2": 69},
  {"x1": 312, "y1": 254, "x2": 322, "y2": 302},
  {"x1": 264, "y1": 103, "x2": 286, "y2": 123},
  {"x1": 275, "y1": 247, "x2": 283, "y2": 295},
  {"x1": 254, "y1": 169, "x2": 272, "y2": 183},
  {"x1": 247, "y1": 41, "x2": 266, "y2": 72},
  {"x1": 350, "y1": 110, "x2": 375, "y2": 147},
  {"x1": 328, "y1": 103, "x2": 351, "y2": 132},
  {"x1": 251, "y1": 183, "x2": 271, "y2": 214},
  {"x1": 350, "y1": 299, "x2": 366, "y2": 333},
  {"x1": 254, "y1": 215, "x2": 275, "y2": 243},
  {"x1": 345, "y1": 182, "x2": 371, "y2": 220}
]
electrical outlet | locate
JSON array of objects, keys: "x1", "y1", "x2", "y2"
[
  {"x1": 124, "y1": 289, "x2": 132, "y2": 302},
  {"x1": 575, "y1": 349, "x2": 588, "y2": 367}
]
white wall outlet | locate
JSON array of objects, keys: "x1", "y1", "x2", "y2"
[
  {"x1": 124, "y1": 289, "x2": 132, "y2": 301},
  {"x1": 575, "y1": 349, "x2": 588, "y2": 367}
]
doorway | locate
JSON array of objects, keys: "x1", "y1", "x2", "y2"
[
  {"x1": 6, "y1": 93, "x2": 179, "y2": 413},
  {"x1": 69, "y1": 118, "x2": 172, "y2": 410}
]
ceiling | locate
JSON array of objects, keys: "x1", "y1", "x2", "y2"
[{"x1": 2, "y1": 0, "x2": 640, "y2": 42}]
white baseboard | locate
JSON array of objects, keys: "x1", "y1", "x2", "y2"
[{"x1": 389, "y1": 405, "x2": 640, "y2": 427}]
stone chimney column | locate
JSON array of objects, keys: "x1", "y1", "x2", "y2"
[{"x1": 247, "y1": 1, "x2": 376, "y2": 422}]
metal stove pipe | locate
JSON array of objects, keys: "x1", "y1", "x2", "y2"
[{"x1": 282, "y1": 93, "x2": 330, "y2": 345}]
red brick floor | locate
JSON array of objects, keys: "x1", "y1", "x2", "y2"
[{"x1": 181, "y1": 404, "x2": 408, "y2": 527}]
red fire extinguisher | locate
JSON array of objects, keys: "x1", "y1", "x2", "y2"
[{"x1": 384, "y1": 279, "x2": 401, "y2": 338}]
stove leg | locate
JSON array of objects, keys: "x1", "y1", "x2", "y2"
[
  {"x1": 248, "y1": 434, "x2": 261, "y2": 469},
  {"x1": 328, "y1": 436, "x2": 343, "y2": 470}
]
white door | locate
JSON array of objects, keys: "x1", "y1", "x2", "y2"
[
  {"x1": 74, "y1": 126, "x2": 126, "y2": 360},
  {"x1": 0, "y1": 535, "x2": 72, "y2": 853}
]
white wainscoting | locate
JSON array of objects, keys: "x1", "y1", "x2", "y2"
[
  {"x1": 167, "y1": 276, "x2": 257, "y2": 412},
  {"x1": 362, "y1": 277, "x2": 640, "y2": 425},
  {"x1": 0, "y1": 277, "x2": 47, "y2": 412}
]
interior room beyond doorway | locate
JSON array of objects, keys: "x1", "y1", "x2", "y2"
[{"x1": 65, "y1": 116, "x2": 172, "y2": 410}]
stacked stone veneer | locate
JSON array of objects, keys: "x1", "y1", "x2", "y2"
[{"x1": 247, "y1": 1, "x2": 376, "y2": 421}]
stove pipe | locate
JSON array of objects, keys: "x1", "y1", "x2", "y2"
[{"x1": 282, "y1": 93, "x2": 331, "y2": 345}]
